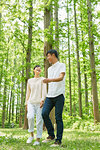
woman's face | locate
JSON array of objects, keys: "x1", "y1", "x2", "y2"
[{"x1": 34, "y1": 67, "x2": 41, "y2": 75}]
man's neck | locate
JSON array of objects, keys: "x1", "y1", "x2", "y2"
[{"x1": 52, "y1": 59, "x2": 58, "y2": 64}]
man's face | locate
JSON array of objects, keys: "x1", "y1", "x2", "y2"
[{"x1": 47, "y1": 53, "x2": 53, "y2": 64}]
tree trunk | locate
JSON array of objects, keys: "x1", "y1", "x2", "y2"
[
  {"x1": 44, "y1": 0, "x2": 56, "y2": 129},
  {"x1": 67, "y1": 0, "x2": 72, "y2": 116},
  {"x1": 0, "y1": 60, "x2": 3, "y2": 93},
  {"x1": 0, "y1": 13, "x2": 3, "y2": 93},
  {"x1": 81, "y1": 14, "x2": 89, "y2": 114},
  {"x1": 11, "y1": 95, "x2": 14, "y2": 121},
  {"x1": 8, "y1": 90, "x2": 12, "y2": 125},
  {"x1": 19, "y1": 54, "x2": 24, "y2": 127},
  {"x1": 73, "y1": 52, "x2": 76, "y2": 116},
  {"x1": 54, "y1": 0, "x2": 59, "y2": 52},
  {"x1": 44, "y1": 1, "x2": 52, "y2": 77},
  {"x1": 23, "y1": 0, "x2": 33, "y2": 129},
  {"x1": 2, "y1": 47, "x2": 8, "y2": 128},
  {"x1": 87, "y1": 0, "x2": 100, "y2": 122},
  {"x1": 74, "y1": 0, "x2": 82, "y2": 117},
  {"x1": 12, "y1": 76, "x2": 15, "y2": 121},
  {"x1": 16, "y1": 90, "x2": 19, "y2": 124},
  {"x1": 2, "y1": 80, "x2": 7, "y2": 128},
  {"x1": 6, "y1": 94, "x2": 9, "y2": 120}
]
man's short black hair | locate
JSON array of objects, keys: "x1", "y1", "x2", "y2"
[
  {"x1": 46, "y1": 49, "x2": 59, "y2": 59},
  {"x1": 33, "y1": 65, "x2": 40, "y2": 70}
]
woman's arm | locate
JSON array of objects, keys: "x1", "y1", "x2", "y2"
[
  {"x1": 25, "y1": 82, "x2": 31, "y2": 105},
  {"x1": 40, "y1": 80, "x2": 47, "y2": 108}
]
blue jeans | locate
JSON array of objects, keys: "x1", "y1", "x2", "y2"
[{"x1": 42, "y1": 94, "x2": 64, "y2": 143}]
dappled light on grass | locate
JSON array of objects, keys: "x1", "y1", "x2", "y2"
[{"x1": 0, "y1": 128, "x2": 100, "y2": 150}]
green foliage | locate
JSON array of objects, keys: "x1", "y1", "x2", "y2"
[{"x1": 63, "y1": 114, "x2": 100, "y2": 131}]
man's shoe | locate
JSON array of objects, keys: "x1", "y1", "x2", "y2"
[
  {"x1": 42, "y1": 136, "x2": 55, "y2": 143},
  {"x1": 26, "y1": 136, "x2": 34, "y2": 143},
  {"x1": 50, "y1": 141, "x2": 61, "y2": 147},
  {"x1": 33, "y1": 141, "x2": 40, "y2": 145}
]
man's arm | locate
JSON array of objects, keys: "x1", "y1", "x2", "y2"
[{"x1": 43, "y1": 72, "x2": 65, "y2": 83}]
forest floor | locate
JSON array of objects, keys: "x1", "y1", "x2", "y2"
[{"x1": 0, "y1": 128, "x2": 100, "y2": 150}]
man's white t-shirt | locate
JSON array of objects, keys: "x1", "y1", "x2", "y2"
[{"x1": 47, "y1": 61, "x2": 66, "y2": 98}]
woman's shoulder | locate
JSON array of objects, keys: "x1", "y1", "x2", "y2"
[
  {"x1": 28, "y1": 78, "x2": 34, "y2": 83},
  {"x1": 41, "y1": 77, "x2": 45, "y2": 80}
]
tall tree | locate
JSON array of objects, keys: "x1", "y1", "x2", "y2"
[
  {"x1": 80, "y1": 13, "x2": 89, "y2": 114},
  {"x1": 2, "y1": 79, "x2": 7, "y2": 128},
  {"x1": 2, "y1": 45, "x2": 9, "y2": 127},
  {"x1": 74, "y1": 0, "x2": 82, "y2": 117},
  {"x1": 19, "y1": 50, "x2": 25, "y2": 127},
  {"x1": 11, "y1": 58, "x2": 16, "y2": 122},
  {"x1": 67, "y1": 0, "x2": 72, "y2": 116},
  {"x1": 54, "y1": 0, "x2": 59, "y2": 52},
  {"x1": 44, "y1": 0, "x2": 52, "y2": 77},
  {"x1": 87, "y1": 0, "x2": 100, "y2": 122},
  {"x1": 8, "y1": 90, "x2": 12, "y2": 124},
  {"x1": 44, "y1": 0, "x2": 56, "y2": 128},
  {"x1": 0, "y1": 13, "x2": 2, "y2": 93},
  {"x1": 11, "y1": 76, "x2": 15, "y2": 122},
  {"x1": 16, "y1": 83, "x2": 20, "y2": 124},
  {"x1": 23, "y1": 0, "x2": 33, "y2": 129}
]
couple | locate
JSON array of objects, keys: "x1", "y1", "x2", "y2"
[{"x1": 25, "y1": 49, "x2": 66, "y2": 147}]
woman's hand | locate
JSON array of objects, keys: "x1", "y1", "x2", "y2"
[{"x1": 40, "y1": 100, "x2": 44, "y2": 108}]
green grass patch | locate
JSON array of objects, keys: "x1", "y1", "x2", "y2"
[{"x1": 0, "y1": 128, "x2": 100, "y2": 150}]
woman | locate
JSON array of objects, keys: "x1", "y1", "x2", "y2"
[{"x1": 25, "y1": 65, "x2": 47, "y2": 145}]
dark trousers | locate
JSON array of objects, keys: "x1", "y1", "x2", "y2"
[{"x1": 42, "y1": 94, "x2": 64, "y2": 143}]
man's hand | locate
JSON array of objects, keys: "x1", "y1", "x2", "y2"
[
  {"x1": 43, "y1": 73, "x2": 65, "y2": 83},
  {"x1": 43, "y1": 78, "x2": 52, "y2": 83}
]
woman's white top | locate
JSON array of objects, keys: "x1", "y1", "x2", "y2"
[{"x1": 25, "y1": 77, "x2": 47, "y2": 105}]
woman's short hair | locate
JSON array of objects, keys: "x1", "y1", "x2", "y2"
[{"x1": 33, "y1": 65, "x2": 40, "y2": 70}]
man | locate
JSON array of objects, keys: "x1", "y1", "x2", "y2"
[{"x1": 42, "y1": 49, "x2": 66, "y2": 147}]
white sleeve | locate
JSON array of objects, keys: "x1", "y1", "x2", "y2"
[
  {"x1": 41, "y1": 78, "x2": 47, "y2": 101},
  {"x1": 60, "y1": 63, "x2": 66, "y2": 74},
  {"x1": 48, "y1": 68, "x2": 50, "y2": 78},
  {"x1": 25, "y1": 80, "x2": 31, "y2": 105}
]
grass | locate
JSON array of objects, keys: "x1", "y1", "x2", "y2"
[{"x1": 0, "y1": 128, "x2": 100, "y2": 150}]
